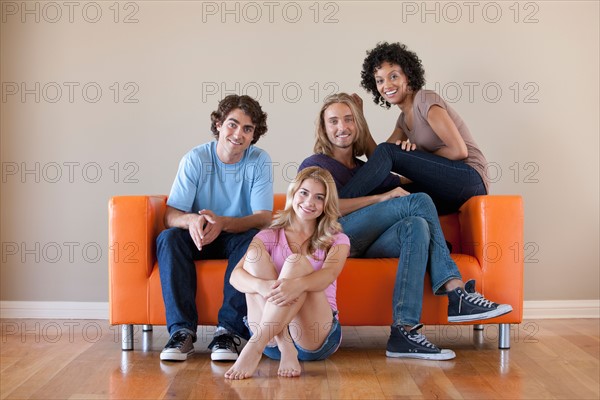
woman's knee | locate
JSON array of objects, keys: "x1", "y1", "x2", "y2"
[
  {"x1": 242, "y1": 248, "x2": 278, "y2": 279},
  {"x1": 376, "y1": 142, "x2": 398, "y2": 157},
  {"x1": 280, "y1": 254, "x2": 312, "y2": 278}
]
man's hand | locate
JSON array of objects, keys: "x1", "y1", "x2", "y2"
[
  {"x1": 187, "y1": 213, "x2": 211, "y2": 250},
  {"x1": 197, "y1": 209, "x2": 224, "y2": 247},
  {"x1": 380, "y1": 186, "x2": 411, "y2": 202}
]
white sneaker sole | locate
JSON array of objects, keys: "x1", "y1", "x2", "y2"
[
  {"x1": 386, "y1": 349, "x2": 456, "y2": 360},
  {"x1": 448, "y1": 304, "x2": 513, "y2": 323},
  {"x1": 211, "y1": 351, "x2": 238, "y2": 361},
  {"x1": 160, "y1": 349, "x2": 194, "y2": 361}
]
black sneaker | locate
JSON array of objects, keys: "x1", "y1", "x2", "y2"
[
  {"x1": 208, "y1": 333, "x2": 241, "y2": 361},
  {"x1": 386, "y1": 324, "x2": 456, "y2": 360},
  {"x1": 160, "y1": 331, "x2": 195, "y2": 361},
  {"x1": 447, "y1": 280, "x2": 513, "y2": 323}
]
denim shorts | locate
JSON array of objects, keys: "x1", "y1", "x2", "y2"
[{"x1": 244, "y1": 311, "x2": 342, "y2": 361}]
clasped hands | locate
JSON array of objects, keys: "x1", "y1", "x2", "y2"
[
  {"x1": 189, "y1": 209, "x2": 224, "y2": 250},
  {"x1": 260, "y1": 278, "x2": 302, "y2": 307}
]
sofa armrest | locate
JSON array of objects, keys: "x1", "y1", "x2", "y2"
[
  {"x1": 458, "y1": 195, "x2": 524, "y2": 318},
  {"x1": 108, "y1": 195, "x2": 167, "y2": 324}
]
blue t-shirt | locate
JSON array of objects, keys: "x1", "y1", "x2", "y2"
[
  {"x1": 167, "y1": 141, "x2": 274, "y2": 217},
  {"x1": 299, "y1": 154, "x2": 400, "y2": 196}
]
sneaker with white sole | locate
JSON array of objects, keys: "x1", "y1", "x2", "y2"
[
  {"x1": 160, "y1": 330, "x2": 195, "y2": 361},
  {"x1": 447, "y1": 280, "x2": 513, "y2": 323},
  {"x1": 386, "y1": 324, "x2": 456, "y2": 360},
  {"x1": 208, "y1": 333, "x2": 241, "y2": 361}
]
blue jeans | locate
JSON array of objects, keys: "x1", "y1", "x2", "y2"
[
  {"x1": 339, "y1": 193, "x2": 462, "y2": 326},
  {"x1": 156, "y1": 227, "x2": 258, "y2": 339},
  {"x1": 340, "y1": 143, "x2": 486, "y2": 215}
]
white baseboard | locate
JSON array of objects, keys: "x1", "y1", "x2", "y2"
[
  {"x1": 522, "y1": 300, "x2": 600, "y2": 319},
  {"x1": 0, "y1": 301, "x2": 108, "y2": 320},
  {"x1": 0, "y1": 300, "x2": 598, "y2": 320}
]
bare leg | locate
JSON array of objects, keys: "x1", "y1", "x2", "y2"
[
  {"x1": 224, "y1": 254, "x2": 277, "y2": 380},
  {"x1": 225, "y1": 253, "x2": 337, "y2": 379},
  {"x1": 225, "y1": 255, "x2": 308, "y2": 380},
  {"x1": 280, "y1": 258, "x2": 337, "y2": 376},
  {"x1": 274, "y1": 324, "x2": 301, "y2": 377},
  {"x1": 444, "y1": 278, "x2": 464, "y2": 291}
]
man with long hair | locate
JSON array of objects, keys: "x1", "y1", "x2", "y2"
[{"x1": 299, "y1": 93, "x2": 511, "y2": 360}]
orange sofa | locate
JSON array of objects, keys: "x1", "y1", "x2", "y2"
[{"x1": 109, "y1": 194, "x2": 523, "y2": 350}]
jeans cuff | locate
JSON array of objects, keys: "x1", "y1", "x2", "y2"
[
  {"x1": 172, "y1": 327, "x2": 197, "y2": 342},
  {"x1": 218, "y1": 322, "x2": 248, "y2": 340}
]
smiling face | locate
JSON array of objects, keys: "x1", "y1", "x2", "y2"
[
  {"x1": 292, "y1": 178, "x2": 326, "y2": 223},
  {"x1": 215, "y1": 108, "x2": 256, "y2": 164},
  {"x1": 323, "y1": 102, "x2": 357, "y2": 152},
  {"x1": 374, "y1": 62, "x2": 412, "y2": 106}
]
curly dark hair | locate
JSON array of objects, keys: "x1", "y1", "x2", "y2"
[
  {"x1": 210, "y1": 95, "x2": 268, "y2": 144},
  {"x1": 360, "y1": 42, "x2": 426, "y2": 108}
]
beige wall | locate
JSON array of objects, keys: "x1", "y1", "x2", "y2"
[{"x1": 1, "y1": 1, "x2": 598, "y2": 302}]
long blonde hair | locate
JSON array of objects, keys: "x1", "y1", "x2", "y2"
[
  {"x1": 271, "y1": 167, "x2": 342, "y2": 257},
  {"x1": 314, "y1": 92, "x2": 371, "y2": 158}
]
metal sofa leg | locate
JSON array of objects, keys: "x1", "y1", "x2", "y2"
[
  {"x1": 473, "y1": 324, "x2": 484, "y2": 331},
  {"x1": 122, "y1": 324, "x2": 134, "y2": 351},
  {"x1": 498, "y1": 323, "x2": 511, "y2": 349},
  {"x1": 143, "y1": 324, "x2": 153, "y2": 332}
]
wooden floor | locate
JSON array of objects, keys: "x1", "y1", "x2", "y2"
[{"x1": 1, "y1": 319, "x2": 598, "y2": 399}]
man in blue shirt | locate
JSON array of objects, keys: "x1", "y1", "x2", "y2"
[{"x1": 158, "y1": 95, "x2": 274, "y2": 362}]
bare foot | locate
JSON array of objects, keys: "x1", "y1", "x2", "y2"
[
  {"x1": 277, "y1": 341, "x2": 301, "y2": 378},
  {"x1": 224, "y1": 343, "x2": 263, "y2": 380}
]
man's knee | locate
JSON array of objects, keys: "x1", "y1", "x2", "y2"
[
  {"x1": 385, "y1": 193, "x2": 434, "y2": 212},
  {"x1": 157, "y1": 227, "x2": 188, "y2": 250},
  {"x1": 409, "y1": 192, "x2": 436, "y2": 211},
  {"x1": 224, "y1": 229, "x2": 260, "y2": 271},
  {"x1": 239, "y1": 228, "x2": 259, "y2": 245},
  {"x1": 399, "y1": 216, "x2": 429, "y2": 238}
]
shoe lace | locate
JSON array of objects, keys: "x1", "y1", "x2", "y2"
[
  {"x1": 209, "y1": 334, "x2": 241, "y2": 351},
  {"x1": 459, "y1": 291, "x2": 495, "y2": 313},
  {"x1": 406, "y1": 325, "x2": 436, "y2": 349},
  {"x1": 408, "y1": 331, "x2": 436, "y2": 349},
  {"x1": 167, "y1": 331, "x2": 189, "y2": 349}
]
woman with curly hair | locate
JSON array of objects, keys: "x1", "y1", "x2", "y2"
[
  {"x1": 224, "y1": 166, "x2": 350, "y2": 380},
  {"x1": 345, "y1": 42, "x2": 489, "y2": 215}
]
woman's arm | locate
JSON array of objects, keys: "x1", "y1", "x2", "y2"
[
  {"x1": 386, "y1": 126, "x2": 408, "y2": 144},
  {"x1": 266, "y1": 243, "x2": 350, "y2": 306},
  {"x1": 386, "y1": 126, "x2": 417, "y2": 153},
  {"x1": 427, "y1": 105, "x2": 468, "y2": 160},
  {"x1": 351, "y1": 93, "x2": 378, "y2": 158},
  {"x1": 364, "y1": 128, "x2": 378, "y2": 158}
]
